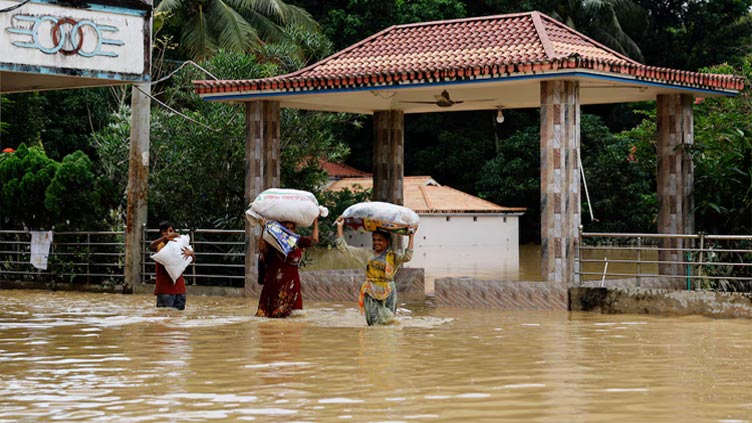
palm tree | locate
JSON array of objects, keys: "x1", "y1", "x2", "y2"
[
  {"x1": 550, "y1": 0, "x2": 647, "y2": 62},
  {"x1": 155, "y1": 0, "x2": 319, "y2": 61}
]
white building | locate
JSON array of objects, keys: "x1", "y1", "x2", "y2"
[{"x1": 327, "y1": 176, "x2": 526, "y2": 285}]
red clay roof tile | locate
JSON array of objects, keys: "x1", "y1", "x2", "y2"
[{"x1": 194, "y1": 11, "x2": 743, "y2": 95}]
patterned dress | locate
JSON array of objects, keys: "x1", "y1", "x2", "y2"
[
  {"x1": 255, "y1": 236, "x2": 313, "y2": 318},
  {"x1": 335, "y1": 237, "x2": 413, "y2": 325}
]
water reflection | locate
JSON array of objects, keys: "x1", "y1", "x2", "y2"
[{"x1": 1, "y1": 291, "x2": 752, "y2": 422}]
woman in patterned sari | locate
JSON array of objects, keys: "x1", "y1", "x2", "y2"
[
  {"x1": 334, "y1": 217, "x2": 416, "y2": 326},
  {"x1": 255, "y1": 218, "x2": 318, "y2": 318}
]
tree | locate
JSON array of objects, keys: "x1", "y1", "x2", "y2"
[
  {"x1": 0, "y1": 145, "x2": 58, "y2": 230},
  {"x1": 634, "y1": 0, "x2": 752, "y2": 70},
  {"x1": 476, "y1": 126, "x2": 541, "y2": 243},
  {"x1": 0, "y1": 145, "x2": 109, "y2": 230},
  {"x1": 94, "y1": 50, "x2": 354, "y2": 230},
  {"x1": 1, "y1": 88, "x2": 125, "y2": 161},
  {"x1": 547, "y1": 0, "x2": 647, "y2": 61},
  {"x1": 155, "y1": 0, "x2": 320, "y2": 60},
  {"x1": 299, "y1": 0, "x2": 466, "y2": 51},
  {"x1": 691, "y1": 60, "x2": 752, "y2": 235},
  {"x1": 45, "y1": 151, "x2": 106, "y2": 229}
]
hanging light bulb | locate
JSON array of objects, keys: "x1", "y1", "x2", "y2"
[{"x1": 495, "y1": 108, "x2": 505, "y2": 124}]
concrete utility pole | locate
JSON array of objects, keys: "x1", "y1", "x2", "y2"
[
  {"x1": 124, "y1": 82, "x2": 151, "y2": 292},
  {"x1": 124, "y1": 0, "x2": 153, "y2": 292}
]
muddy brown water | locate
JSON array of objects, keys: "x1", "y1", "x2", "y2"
[{"x1": 2, "y1": 290, "x2": 752, "y2": 422}]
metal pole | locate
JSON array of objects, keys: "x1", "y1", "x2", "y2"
[
  {"x1": 636, "y1": 236, "x2": 642, "y2": 288},
  {"x1": 190, "y1": 228, "x2": 196, "y2": 285},
  {"x1": 141, "y1": 224, "x2": 147, "y2": 285},
  {"x1": 697, "y1": 232, "x2": 705, "y2": 290},
  {"x1": 86, "y1": 233, "x2": 91, "y2": 285}
]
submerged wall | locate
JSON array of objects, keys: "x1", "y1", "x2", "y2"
[
  {"x1": 433, "y1": 278, "x2": 568, "y2": 310},
  {"x1": 570, "y1": 287, "x2": 752, "y2": 319}
]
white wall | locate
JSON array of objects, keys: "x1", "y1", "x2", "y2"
[{"x1": 343, "y1": 213, "x2": 521, "y2": 281}]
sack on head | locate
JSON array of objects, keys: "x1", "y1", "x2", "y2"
[
  {"x1": 245, "y1": 188, "x2": 328, "y2": 227},
  {"x1": 341, "y1": 201, "x2": 419, "y2": 235}
]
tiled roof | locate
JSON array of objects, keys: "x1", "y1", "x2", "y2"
[
  {"x1": 320, "y1": 160, "x2": 372, "y2": 179},
  {"x1": 327, "y1": 176, "x2": 526, "y2": 214},
  {"x1": 194, "y1": 11, "x2": 744, "y2": 95}
]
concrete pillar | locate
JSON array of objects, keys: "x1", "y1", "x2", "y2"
[
  {"x1": 372, "y1": 110, "x2": 404, "y2": 205},
  {"x1": 656, "y1": 94, "x2": 695, "y2": 276},
  {"x1": 123, "y1": 0, "x2": 153, "y2": 293},
  {"x1": 244, "y1": 100, "x2": 281, "y2": 298},
  {"x1": 124, "y1": 82, "x2": 151, "y2": 293},
  {"x1": 540, "y1": 81, "x2": 581, "y2": 286}
]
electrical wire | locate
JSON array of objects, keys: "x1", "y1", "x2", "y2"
[
  {"x1": 151, "y1": 61, "x2": 218, "y2": 85},
  {"x1": 133, "y1": 85, "x2": 220, "y2": 132}
]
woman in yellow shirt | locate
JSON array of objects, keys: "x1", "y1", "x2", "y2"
[{"x1": 335, "y1": 217, "x2": 415, "y2": 326}]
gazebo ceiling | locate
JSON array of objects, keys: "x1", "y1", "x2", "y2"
[{"x1": 194, "y1": 11, "x2": 744, "y2": 114}]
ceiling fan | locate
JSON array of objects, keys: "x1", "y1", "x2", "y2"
[{"x1": 400, "y1": 89, "x2": 491, "y2": 108}]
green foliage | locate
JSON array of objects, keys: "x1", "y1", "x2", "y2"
[
  {"x1": 583, "y1": 113, "x2": 656, "y2": 233},
  {"x1": 315, "y1": 187, "x2": 372, "y2": 246},
  {"x1": 0, "y1": 96, "x2": 10, "y2": 136},
  {"x1": 548, "y1": 0, "x2": 648, "y2": 61},
  {"x1": 155, "y1": 0, "x2": 320, "y2": 60},
  {"x1": 94, "y1": 50, "x2": 352, "y2": 230},
  {"x1": 476, "y1": 126, "x2": 540, "y2": 243},
  {"x1": 634, "y1": 0, "x2": 752, "y2": 70},
  {"x1": 402, "y1": 111, "x2": 497, "y2": 195},
  {"x1": 0, "y1": 144, "x2": 106, "y2": 230},
  {"x1": 0, "y1": 144, "x2": 59, "y2": 229},
  {"x1": 476, "y1": 114, "x2": 657, "y2": 242},
  {"x1": 44, "y1": 151, "x2": 104, "y2": 230},
  {"x1": 316, "y1": 0, "x2": 466, "y2": 50},
  {"x1": 690, "y1": 58, "x2": 752, "y2": 235},
  {"x1": 1, "y1": 88, "x2": 124, "y2": 161}
]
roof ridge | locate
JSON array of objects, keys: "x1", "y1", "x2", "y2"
[
  {"x1": 393, "y1": 11, "x2": 536, "y2": 30},
  {"x1": 536, "y1": 12, "x2": 640, "y2": 65},
  {"x1": 418, "y1": 185, "x2": 434, "y2": 210},
  {"x1": 531, "y1": 11, "x2": 557, "y2": 60}
]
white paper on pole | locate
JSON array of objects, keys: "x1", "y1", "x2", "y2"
[{"x1": 30, "y1": 231, "x2": 53, "y2": 270}]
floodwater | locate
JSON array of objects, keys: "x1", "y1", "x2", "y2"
[{"x1": 2, "y1": 291, "x2": 752, "y2": 422}]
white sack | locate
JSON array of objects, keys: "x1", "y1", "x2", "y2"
[
  {"x1": 341, "y1": 201, "x2": 419, "y2": 234},
  {"x1": 245, "y1": 188, "x2": 328, "y2": 227},
  {"x1": 150, "y1": 234, "x2": 193, "y2": 283}
]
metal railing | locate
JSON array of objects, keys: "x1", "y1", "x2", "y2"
[
  {"x1": 141, "y1": 227, "x2": 245, "y2": 287},
  {"x1": 0, "y1": 228, "x2": 247, "y2": 288},
  {"x1": 0, "y1": 230, "x2": 126, "y2": 286},
  {"x1": 578, "y1": 232, "x2": 752, "y2": 290}
]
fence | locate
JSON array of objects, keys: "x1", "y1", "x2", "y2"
[
  {"x1": 578, "y1": 232, "x2": 752, "y2": 290},
  {"x1": 4, "y1": 229, "x2": 751, "y2": 291},
  {"x1": 0, "y1": 228, "x2": 247, "y2": 288}
]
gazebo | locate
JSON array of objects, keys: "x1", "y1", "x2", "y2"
[{"x1": 192, "y1": 11, "x2": 743, "y2": 305}]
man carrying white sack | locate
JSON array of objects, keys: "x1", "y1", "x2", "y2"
[{"x1": 149, "y1": 221, "x2": 195, "y2": 310}]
